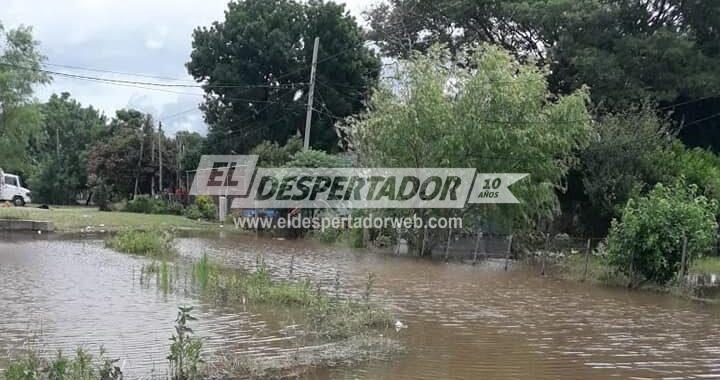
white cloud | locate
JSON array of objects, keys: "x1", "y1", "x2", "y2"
[{"x1": 2, "y1": 0, "x2": 380, "y2": 136}]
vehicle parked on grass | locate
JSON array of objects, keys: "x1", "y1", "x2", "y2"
[{"x1": 0, "y1": 169, "x2": 32, "y2": 206}]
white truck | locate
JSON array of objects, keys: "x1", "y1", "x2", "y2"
[{"x1": 0, "y1": 169, "x2": 32, "y2": 206}]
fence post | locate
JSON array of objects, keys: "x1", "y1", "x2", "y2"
[
  {"x1": 444, "y1": 228, "x2": 453, "y2": 262},
  {"x1": 582, "y1": 238, "x2": 591, "y2": 282},
  {"x1": 472, "y1": 228, "x2": 482, "y2": 265},
  {"x1": 680, "y1": 234, "x2": 688, "y2": 279},
  {"x1": 541, "y1": 233, "x2": 550, "y2": 276},
  {"x1": 504, "y1": 234, "x2": 513, "y2": 271}
]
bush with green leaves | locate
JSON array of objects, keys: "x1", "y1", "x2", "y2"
[
  {"x1": 193, "y1": 195, "x2": 217, "y2": 220},
  {"x1": 183, "y1": 204, "x2": 204, "y2": 220},
  {"x1": 125, "y1": 196, "x2": 183, "y2": 215},
  {"x1": 606, "y1": 180, "x2": 718, "y2": 285},
  {"x1": 285, "y1": 149, "x2": 350, "y2": 168}
]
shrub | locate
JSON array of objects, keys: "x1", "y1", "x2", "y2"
[
  {"x1": 126, "y1": 196, "x2": 183, "y2": 215},
  {"x1": 105, "y1": 230, "x2": 175, "y2": 257},
  {"x1": 125, "y1": 196, "x2": 157, "y2": 213},
  {"x1": 194, "y1": 195, "x2": 217, "y2": 220},
  {"x1": 606, "y1": 180, "x2": 718, "y2": 285},
  {"x1": 183, "y1": 204, "x2": 204, "y2": 220}
]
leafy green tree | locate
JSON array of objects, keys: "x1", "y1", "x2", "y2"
[
  {"x1": 369, "y1": 0, "x2": 720, "y2": 106},
  {"x1": 658, "y1": 144, "x2": 720, "y2": 201},
  {"x1": 250, "y1": 137, "x2": 303, "y2": 167},
  {"x1": 0, "y1": 22, "x2": 50, "y2": 173},
  {"x1": 28, "y1": 93, "x2": 105, "y2": 204},
  {"x1": 187, "y1": 0, "x2": 380, "y2": 154},
  {"x1": 368, "y1": 1, "x2": 720, "y2": 147},
  {"x1": 606, "y1": 180, "x2": 718, "y2": 285},
  {"x1": 566, "y1": 104, "x2": 674, "y2": 232},
  {"x1": 285, "y1": 148, "x2": 348, "y2": 168},
  {"x1": 87, "y1": 109, "x2": 185, "y2": 203},
  {"x1": 176, "y1": 131, "x2": 206, "y2": 187},
  {"x1": 346, "y1": 45, "x2": 591, "y2": 253}
]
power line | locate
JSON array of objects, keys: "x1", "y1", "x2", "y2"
[
  {"x1": 43, "y1": 62, "x2": 193, "y2": 82},
  {"x1": 681, "y1": 111, "x2": 720, "y2": 128},
  {"x1": 659, "y1": 95, "x2": 720, "y2": 110},
  {"x1": 2, "y1": 62, "x2": 306, "y2": 89},
  {"x1": 160, "y1": 107, "x2": 200, "y2": 122}
]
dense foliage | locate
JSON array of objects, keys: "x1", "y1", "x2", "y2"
[
  {"x1": 606, "y1": 180, "x2": 718, "y2": 285},
  {"x1": 368, "y1": 0, "x2": 720, "y2": 107},
  {"x1": 0, "y1": 22, "x2": 50, "y2": 174},
  {"x1": 348, "y1": 45, "x2": 591, "y2": 226},
  {"x1": 28, "y1": 93, "x2": 105, "y2": 204},
  {"x1": 187, "y1": 0, "x2": 380, "y2": 153}
]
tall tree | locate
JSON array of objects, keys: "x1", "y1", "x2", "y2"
[
  {"x1": 187, "y1": 0, "x2": 380, "y2": 154},
  {"x1": 28, "y1": 93, "x2": 106, "y2": 204},
  {"x1": 368, "y1": 0, "x2": 720, "y2": 147},
  {"x1": 0, "y1": 22, "x2": 50, "y2": 173},
  {"x1": 346, "y1": 46, "x2": 592, "y2": 253},
  {"x1": 87, "y1": 109, "x2": 182, "y2": 199}
]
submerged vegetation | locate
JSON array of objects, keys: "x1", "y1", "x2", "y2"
[
  {"x1": 1, "y1": 348, "x2": 122, "y2": 380},
  {"x1": 192, "y1": 254, "x2": 393, "y2": 339},
  {"x1": 1, "y1": 307, "x2": 203, "y2": 380},
  {"x1": 105, "y1": 230, "x2": 176, "y2": 257}
]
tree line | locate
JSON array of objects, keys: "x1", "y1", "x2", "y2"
[{"x1": 2, "y1": 0, "x2": 720, "y2": 278}]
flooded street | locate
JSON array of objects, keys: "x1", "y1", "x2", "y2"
[{"x1": 2, "y1": 232, "x2": 720, "y2": 379}]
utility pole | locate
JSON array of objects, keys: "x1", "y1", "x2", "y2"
[
  {"x1": 56, "y1": 126, "x2": 60, "y2": 158},
  {"x1": 158, "y1": 121, "x2": 163, "y2": 195},
  {"x1": 176, "y1": 138, "x2": 182, "y2": 189},
  {"x1": 303, "y1": 37, "x2": 320, "y2": 150},
  {"x1": 133, "y1": 129, "x2": 145, "y2": 198},
  {"x1": 150, "y1": 129, "x2": 155, "y2": 196}
]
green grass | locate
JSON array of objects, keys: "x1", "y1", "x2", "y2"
[
  {"x1": 0, "y1": 206, "x2": 213, "y2": 232},
  {"x1": 105, "y1": 230, "x2": 176, "y2": 258},
  {"x1": 554, "y1": 253, "x2": 628, "y2": 286},
  {"x1": 193, "y1": 254, "x2": 394, "y2": 339},
  {"x1": 690, "y1": 256, "x2": 720, "y2": 275},
  {"x1": 2, "y1": 348, "x2": 122, "y2": 380},
  {"x1": 0, "y1": 208, "x2": 30, "y2": 220}
]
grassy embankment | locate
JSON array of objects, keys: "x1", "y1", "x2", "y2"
[{"x1": 0, "y1": 206, "x2": 213, "y2": 232}]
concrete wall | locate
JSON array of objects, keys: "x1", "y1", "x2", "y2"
[{"x1": 0, "y1": 219, "x2": 54, "y2": 232}]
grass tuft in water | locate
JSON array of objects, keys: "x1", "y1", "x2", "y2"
[
  {"x1": 192, "y1": 254, "x2": 393, "y2": 339},
  {"x1": 105, "y1": 229, "x2": 175, "y2": 258},
  {"x1": 2, "y1": 347, "x2": 122, "y2": 380}
]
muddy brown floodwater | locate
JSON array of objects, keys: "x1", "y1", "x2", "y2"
[{"x1": 1, "y1": 231, "x2": 720, "y2": 379}]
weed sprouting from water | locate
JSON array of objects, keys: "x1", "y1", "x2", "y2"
[
  {"x1": 168, "y1": 306, "x2": 203, "y2": 380},
  {"x1": 160, "y1": 260, "x2": 171, "y2": 293},
  {"x1": 334, "y1": 270, "x2": 341, "y2": 302},
  {"x1": 193, "y1": 253, "x2": 211, "y2": 289},
  {"x1": 364, "y1": 272, "x2": 376, "y2": 306},
  {"x1": 289, "y1": 255, "x2": 295, "y2": 279}
]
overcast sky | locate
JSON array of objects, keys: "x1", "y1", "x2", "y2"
[{"x1": 2, "y1": 0, "x2": 378, "y2": 136}]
